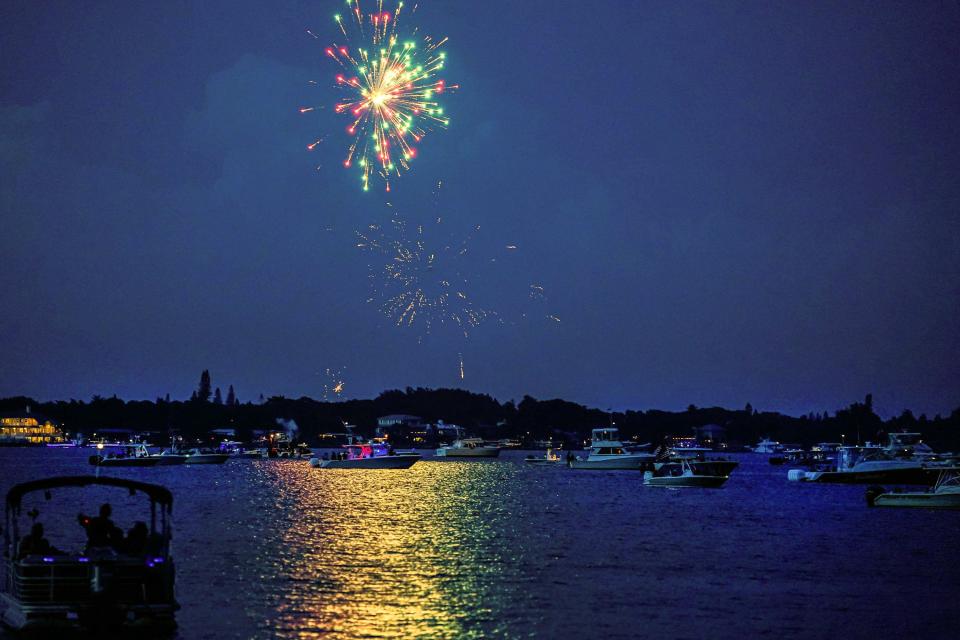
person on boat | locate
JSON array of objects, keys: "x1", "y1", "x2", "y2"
[
  {"x1": 78, "y1": 503, "x2": 123, "y2": 550},
  {"x1": 17, "y1": 522, "x2": 58, "y2": 558},
  {"x1": 123, "y1": 521, "x2": 149, "y2": 555}
]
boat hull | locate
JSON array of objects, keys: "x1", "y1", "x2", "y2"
[
  {"x1": 569, "y1": 456, "x2": 649, "y2": 470},
  {"x1": 152, "y1": 455, "x2": 187, "y2": 465},
  {"x1": 644, "y1": 475, "x2": 729, "y2": 488},
  {"x1": 789, "y1": 466, "x2": 939, "y2": 485},
  {"x1": 183, "y1": 454, "x2": 229, "y2": 465},
  {"x1": 318, "y1": 454, "x2": 420, "y2": 469},
  {"x1": 872, "y1": 492, "x2": 960, "y2": 509},
  {"x1": 435, "y1": 448, "x2": 500, "y2": 458},
  {"x1": 89, "y1": 456, "x2": 160, "y2": 467}
]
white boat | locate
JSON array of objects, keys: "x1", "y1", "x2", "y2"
[
  {"x1": 182, "y1": 448, "x2": 230, "y2": 465},
  {"x1": 867, "y1": 468, "x2": 960, "y2": 509},
  {"x1": 524, "y1": 448, "x2": 562, "y2": 466},
  {"x1": 643, "y1": 459, "x2": 730, "y2": 488},
  {"x1": 310, "y1": 442, "x2": 420, "y2": 469},
  {"x1": 568, "y1": 428, "x2": 654, "y2": 470},
  {"x1": 787, "y1": 433, "x2": 942, "y2": 485},
  {"x1": 238, "y1": 448, "x2": 265, "y2": 459},
  {"x1": 435, "y1": 437, "x2": 501, "y2": 458},
  {"x1": 752, "y1": 438, "x2": 783, "y2": 454}
]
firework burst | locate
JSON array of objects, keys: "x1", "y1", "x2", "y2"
[
  {"x1": 321, "y1": 367, "x2": 347, "y2": 400},
  {"x1": 308, "y1": 0, "x2": 456, "y2": 192},
  {"x1": 356, "y1": 214, "x2": 494, "y2": 338}
]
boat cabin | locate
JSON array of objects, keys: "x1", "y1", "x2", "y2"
[{"x1": 589, "y1": 428, "x2": 623, "y2": 447}]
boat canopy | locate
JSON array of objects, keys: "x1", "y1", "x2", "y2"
[{"x1": 6, "y1": 476, "x2": 173, "y2": 514}]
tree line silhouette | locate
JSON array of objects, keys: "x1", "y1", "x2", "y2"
[{"x1": 2, "y1": 372, "x2": 959, "y2": 450}]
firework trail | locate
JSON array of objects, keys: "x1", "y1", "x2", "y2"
[{"x1": 304, "y1": 0, "x2": 457, "y2": 192}]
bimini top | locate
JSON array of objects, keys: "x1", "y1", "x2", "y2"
[{"x1": 6, "y1": 475, "x2": 173, "y2": 513}]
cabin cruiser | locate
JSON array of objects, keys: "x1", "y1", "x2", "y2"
[
  {"x1": 866, "y1": 467, "x2": 960, "y2": 509},
  {"x1": 182, "y1": 448, "x2": 230, "y2": 465},
  {"x1": 643, "y1": 459, "x2": 730, "y2": 488},
  {"x1": 0, "y1": 476, "x2": 178, "y2": 632},
  {"x1": 435, "y1": 438, "x2": 501, "y2": 458},
  {"x1": 88, "y1": 444, "x2": 160, "y2": 467},
  {"x1": 310, "y1": 441, "x2": 420, "y2": 469},
  {"x1": 752, "y1": 438, "x2": 784, "y2": 454},
  {"x1": 568, "y1": 428, "x2": 654, "y2": 470}
]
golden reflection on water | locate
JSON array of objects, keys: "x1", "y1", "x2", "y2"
[{"x1": 262, "y1": 460, "x2": 531, "y2": 639}]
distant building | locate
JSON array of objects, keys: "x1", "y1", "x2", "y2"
[
  {"x1": 0, "y1": 406, "x2": 64, "y2": 445},
  {"x1": 377, "y1": 414, "x2": 423, "y2": 429},
  {"x1": 694, "y1": 423, "x2": 727, "y2": 446}
]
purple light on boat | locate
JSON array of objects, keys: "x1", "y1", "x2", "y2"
[
  {"x1": 78, "y1": 557, "x2": 89, "y2": 563},
  {"x1": 42, "y1": 557, "x2": 54, "y2": 562},
  {"x1": 152, "y1": 557, "x2": 164, "y2": 563}
]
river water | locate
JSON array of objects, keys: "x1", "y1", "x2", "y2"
[{"x1": 1, "y1": 448, "x2": 958, "y2": 639}]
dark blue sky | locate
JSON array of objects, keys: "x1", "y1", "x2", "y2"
[{"x1": 2, "y1": 1, "x2": 958, "y2": 417}]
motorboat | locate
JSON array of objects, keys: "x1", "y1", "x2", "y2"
[
  {"x1": 310, "y1": 442, "x2": 420, "y2": 469},
  {"x1": 568, "y1": 428, "x2": 654, "y2": 470},
  {"x1": 866, "y1": 468, "x2": 960, "y2": 509},
  {"x1": 435, "y1": 438, "x2": 501, "y2": 458},
  {"x1": 238, "y1": 448, "x2": 265, "y2": 459},
  {"x1": 0, "y1": 476, "x2": 178, "y2": 632},
  {"x1": 643, "y1": 459, "x2": 730, "y2": 488},
  {"x1": 182, "y1": 448, "x2": 230, "y2": 465},
  {"x1": 751, "y1": 438, "x2": 784, "y2": 454},
  {"x1": 88, "y1": 445, "x2": 160, "y2": 467},
  {"x1": 787, "y1": 444, "x2": 939, "y2": 484},
  {"x1": 524, "y1": 448, "x2": 562, "y2": 466}
]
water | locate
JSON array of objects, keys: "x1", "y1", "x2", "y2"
[{"x1": 1, "y1": 448, "x2": 958, "y2": 639}]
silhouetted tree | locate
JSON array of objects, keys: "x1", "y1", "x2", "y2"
[
  {"x1": 197, "y1": 370, "x2": 212, "y2": 403},
  {"x1": 213, "y1": 387, "x2": 223, "y2": 405},
  {"x1": 226, "y1": 385, "x2": 236, "y2": 406},
  {"x1": 744, "y1": 402, "x2": 753, "y2": 414}
]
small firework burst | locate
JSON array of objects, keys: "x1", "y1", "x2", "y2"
[
  {"x1": 304, "y1": 0, "x2": 456, "y2": 192},
  {"x1": 356, "y1": 214, "x2": 494, "y2": 338},
  {"x1": 321, "y1": 367, "x2": 347, "y2": 400}
]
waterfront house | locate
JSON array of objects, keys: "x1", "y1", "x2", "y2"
[{"x1": 0, "y1": 406, "x2": 64, "y2": 445}]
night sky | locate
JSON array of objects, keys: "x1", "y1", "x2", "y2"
[{"x1": 2, "y1": 1, "x2": 958, "y2": 417}]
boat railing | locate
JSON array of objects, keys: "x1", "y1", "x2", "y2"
[{"x1": 5, "y1": 555, "x2": 175, "y2": 606}]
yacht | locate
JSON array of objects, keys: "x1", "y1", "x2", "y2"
[
  {"x1": 787, "y1": 445, "x2": 938, "y2": 484},
  {"x1": 310, "y1": 441, "x2": 420, "y2": 469},
  {"x1": 866, "y1": 467, "x2": 960, "y2": 509},
  {"x1": 568, "y1": 428, "x2": 654, "y2": 470},
  {"x1": 435, "y1": 437, "x2": 501, "y2": 458},
  {"x1": 752, "y1": 438, "x2": 784, "y2": 454}
]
